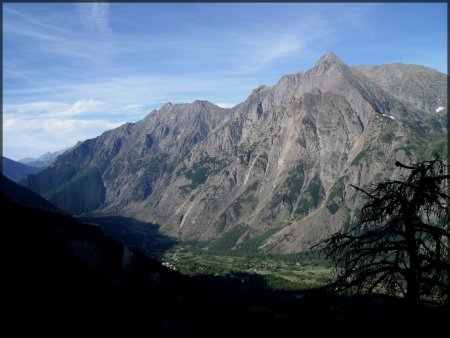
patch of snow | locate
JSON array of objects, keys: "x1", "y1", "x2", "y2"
[
  {"x1": 436, "y1": 106, "x2": 444, "y2": 113},
  {"x1": 381, "y1": 113, "x2": 395, "y2": 120},
  {"x1": 215, "y1": 102, "x2": 235, "y2": 108}
]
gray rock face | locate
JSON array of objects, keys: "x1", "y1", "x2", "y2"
[
  {"x1": 353, "y1": 63, "x2": 447, "y2": 112},
  {"x1": 23, "y1": 53, "x2": 447, "y2": 253}
]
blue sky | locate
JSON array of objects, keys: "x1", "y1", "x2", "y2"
[{"x1": 3, "y1": 3, "x2": 447, "y2": 160}]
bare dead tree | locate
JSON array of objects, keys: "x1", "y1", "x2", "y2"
[{"x1": 320, "y1": 155, "x2": 450, "y2": 305}]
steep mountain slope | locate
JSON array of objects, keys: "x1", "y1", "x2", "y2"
[
  {"x1": 2, "y1": 156, "x2": 41, "y2": 182},
  {"x1": 353, "y1": 63, "x2": 447, "y2": 132},
  {"x1": 24, "y1": 101, "x2": 228, "y2": 214},
  {"x1": 22, "y1": 52, "x2": 447, "y2": 254},
  {"x1": 2, "y1": 174, "x2": 59, "y2": 211},
  {"x1": 353, "y1": 63, "x2": 447, "y2": 112}
]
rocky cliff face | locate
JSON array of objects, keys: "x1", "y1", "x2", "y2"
[{"x1": 23, "y1": 52, "x2": 447, "y2": 253}]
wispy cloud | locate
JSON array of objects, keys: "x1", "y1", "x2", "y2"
[
  {"x1": 4, "y1": 73, "x2": 258, "y2": 110},
  {"x1": 4, "y1": 99, "x2": 106, "y2": 118},
  {"x1": 4, "y1": 117, "x2": 125, "y2": 159},
  {"x1": 90, "y1": 3, "x2": 111, "y2": 35},
  {"x1": 79, "y1": 3, "x2": 115, "y2": 62},
  {"x1": 3, "y1": 7, "x2": 105, "y2": 66},
  {"x1": 4, "y1": 6, "x2": 73, "y2": 36},
  {"x1": 260, "y1": 37, "x2": 302, "y2": 65}
]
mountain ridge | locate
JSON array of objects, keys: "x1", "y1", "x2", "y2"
[{"x1": 22, "y1": 52, "x2": 447, "y2": 253}]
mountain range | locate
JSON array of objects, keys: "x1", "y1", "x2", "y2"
[
  {"x1": 2, "y1": 148, "x2": 68, "y2": 182},
  {"x1": 19, "y1": 148, "x2": 69, "y2": 168},
  {"x1": 22, "y1": 52, "x2": 447, "y2": 254}
]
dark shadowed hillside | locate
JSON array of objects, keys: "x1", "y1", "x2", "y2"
[
  {"x1": 2, "y1": 174, "x2": 59, "y2": 211},
  {"x1": 2, "y1": 156, "x2": 41, "y2": 182},
  {"x1": 3, "y1": 176, "x2": 449, "y2": 336}
]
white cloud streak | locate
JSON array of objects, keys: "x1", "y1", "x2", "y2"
[
  {"x1": 4, "y1": 118, "x2": 125, "y2": 160},
  {"x1": 2, "y1": 98, "x2": 143, "y2": 159},
  {"x1": 4, "y1": 99, "x2": 105, "y2": 118},
  {"x1": 90, "y1": 3, "x2": 111, "y2": 35}
]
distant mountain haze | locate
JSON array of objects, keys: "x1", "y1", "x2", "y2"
[
  {"x1": 19, "y1": 148, "x2": 70, "y2": 168},
  {"x1": 22, "y1": 52, "x2": 447, "y2": 254}
]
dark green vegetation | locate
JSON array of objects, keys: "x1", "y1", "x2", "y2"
[
  {"x1": 163, "y1": 245, "x2": 333, "y2": 291},
  {"x1": 207, "y1": 224, "x2": 248, "y2": 252},
  {"x1": 398, "y1": 132, "x2": 447, "y2": 162},
  {"x1": 283, "y1": 163, "x2": 305, "y2": 207},
  {"x1": 178, "y1": 155, "x2": 227, "y2": 192},
  {"x1": 268, "y1": 167, "x2": 324, "y2": 219},
  {"x1": 351, "y1": 146, "x2": 372, "y2": 167},
  {"x1": 295, "y1": 173, "x2": 325, "y2": 216},
  {"x1": 326, "y1": 174, "x2": 349, "y2": 214},
  {"x1": 350, "y1": 130, "x2": 447, "y2": 171},
  {"x1": 237, "y1": 227, "x2": 281, "y2": 254},
  {"x1": 238, "y1": 143, "x2": 258, "y2": 165},
  {"x1": 214, "y1": 182, "x2": 259, "y2": 230}
]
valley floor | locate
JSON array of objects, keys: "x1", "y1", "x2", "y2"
[{"x1": 162, "y1": 245, "x2": 333, "y2": 290}]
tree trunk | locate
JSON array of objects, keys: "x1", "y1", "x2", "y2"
[{"x1": 405, "y1": 218, "x2": 419, "y2": 306}]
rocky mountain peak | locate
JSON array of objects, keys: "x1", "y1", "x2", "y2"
[
  {"x1": 311, "y1": 52, "x2": 351, "y2": 80},
  {"x1": 22, "y1": 54, "x2": 447, "y2": 254},
  {"x1": 192, "y1": 99, "x2": 213, "y2": 106},
  {"x1": 316, "y1": 52, "x2": 344, "y2": 65},
  {"x1": 316, "y1": 51, "x2": 345, "y2": 66}
]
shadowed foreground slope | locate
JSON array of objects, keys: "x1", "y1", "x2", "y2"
[{"x1": 2, "y1": 177, "x2": 448, "y2": 336}]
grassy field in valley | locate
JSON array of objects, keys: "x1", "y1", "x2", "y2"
[{"x1": 162, "y1": 244, "x2": 333, "y2": 290}]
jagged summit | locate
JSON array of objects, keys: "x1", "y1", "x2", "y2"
[
  {"x1": 315, "y1": 51, "x2": 346, "y2": 66},
  {"x1": 192, "y1": 99, "x2": 213, "y2": 104},
  {"x1": 159, "y1": 100, "x2": 224, "y2": 112},
  {"x1": 310, "y1": 51, "x2": 351, "y2": 80}
]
